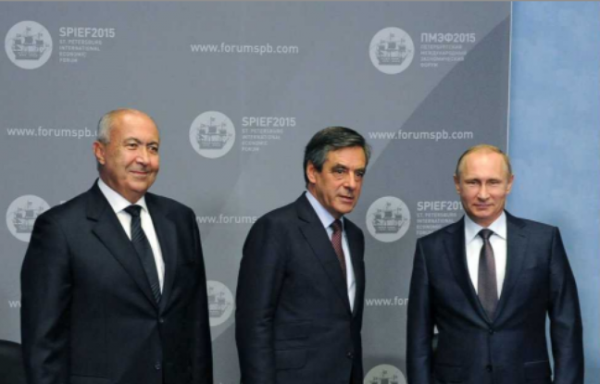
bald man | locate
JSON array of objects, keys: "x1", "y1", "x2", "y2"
[{"x1": 21, "y1": 109, "x2": 213, "y2": 384}]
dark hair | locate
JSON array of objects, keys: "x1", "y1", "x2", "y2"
[{"x1": 303, "y1": 126, "x2": 371, "y2": 185}]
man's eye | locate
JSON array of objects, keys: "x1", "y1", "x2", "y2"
[
  {"x1": 334, "y1": 168, "x2": 345, "y2": 174},
  {"x1": 149, "y1": 146, "x2": 159, "y2": 153},
  {"x1": 126, "y1": 143, "x2": 138, "y2": 149},
  {"x1": 356, "y1": 171, "x2": 365, "y2": 178}
]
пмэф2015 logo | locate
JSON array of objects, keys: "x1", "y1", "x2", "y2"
[
  {"x1": 189, "y1": 111, "x2": 236, "y2": 159},
  {"x1": 366, "y1": 196, "x2": 411, "y2": 243},
  {"x1": 6, "y1": 195, "x2": 50, "y2": 242},
  {"x1": 369, "y1": 27, "x2": 414, "y2": 75},
  {"x1": 5, "y1": 21, "x2": 53, "y2": 69}
]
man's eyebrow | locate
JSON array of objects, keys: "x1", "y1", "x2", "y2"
[{"x1": 123, "y1": 137, "x2": 159, "y2": 145}]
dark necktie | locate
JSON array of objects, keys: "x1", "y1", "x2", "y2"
[
  {"x1": 331, "y1": 220, "x2": 347, "y2": 284},
  {"x1": 478, "y1": 228, "x2": 498, "y2": 320},
  {"x1": 124, "y1": 205, "x2": 161, "y2": 303}
]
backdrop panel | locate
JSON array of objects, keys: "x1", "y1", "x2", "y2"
[{"x1": 1, "y1": 2, "x2": 511, "y2": 383}]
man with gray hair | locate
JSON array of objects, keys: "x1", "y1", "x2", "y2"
[
  {"x1": 407, "y1": 144, "x2": 583, "y2": 384},
  {"x1": 21, "y1": 109, "x2": 213, "y2": 384},
  {"x1": 236, "y1": 126, "x2": 370, "y2": 384}
]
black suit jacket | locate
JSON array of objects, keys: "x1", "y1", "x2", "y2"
[
  {"x1": 235, "y1": 194, "x2": 366, "y2": 384},
  {"x1": 21, "y1": 182, "x2": 213, "y2": 384},
  {"x1": 407, "y1": 212, "x2": 583, "y2": 384}
]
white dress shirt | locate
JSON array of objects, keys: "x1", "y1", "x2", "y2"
[
  {"x1": 98, "y1": 178, "x2": 165, "y2": 292},
  {"x1": 305, "y1": 191, "x2": 356, "y2": 311},
  {"x1": 464, "y1": 212, "x2": 507, "y2": 297}
]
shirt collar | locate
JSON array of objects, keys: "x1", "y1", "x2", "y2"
[
  {"x1": 305, "y1": 190, "x2": 343, "y2": 230},
  {"x1": 97, "y1": 178, "x2": 148, "y2": 214},
  {"x1": 464, "y1": 211, "x2": 507, "y2": 243}
]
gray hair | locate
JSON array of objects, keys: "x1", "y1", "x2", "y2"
[
  {"x1": 96, "y1": 108, "x2": 156, "y2": 144},
  {"x1": 303, "y1": 126, "x2": 371, "y2": 185}
]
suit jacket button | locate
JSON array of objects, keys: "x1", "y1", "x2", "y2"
[
  {"x1": 485, "y1": 364, "x2": 493, "y2": 372},
  {"x1": 159, "y1": 318, "x2": 165, "y2": 324},
  {"x1": 488, "y1": 328, "x2": 494, "y2": 335},
  {"x1": 347, "y1": 351, "x2": 354, "y2": 359},
  {"x1": 155, "y1": 363, "x2": 162, "y2": 370}
]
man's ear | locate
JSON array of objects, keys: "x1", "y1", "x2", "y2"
[
  {"x1": 453, "y1": 174, "x2": 461, "y2": 194},
  {"x1": 93, "y1": 141, "x2": 106, "y2": 165},
  {"x1": 306, "y1": 161, "x2": 318, "y2": 184}
]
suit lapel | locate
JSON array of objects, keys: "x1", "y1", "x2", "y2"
[
  {"x1": 345, "y1": 221, "x2": 364, "y2": 317},
  {"x1": 444, "y1": 218, "x2": 490, "y2": 322},
  {"x1": 146, "y1": 194, "x2": 178, "y2": 313},
  {"x1": 296, "y1": 195, "x2": 352, "y2": 314},
  {"x1": 494, "y1": 212, "x2": 528, "y2": 321},
  {"x1": 87, "y1": 184, "x2": 158, "y2": 308}
]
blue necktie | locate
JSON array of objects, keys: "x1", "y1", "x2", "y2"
[{"x1": 125, "y1": 205, "x2": 161, "y2": 303}]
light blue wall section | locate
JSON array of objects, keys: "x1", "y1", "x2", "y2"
[{"x1": 509, "y1": 2, "x2": 600, "y2": 381}]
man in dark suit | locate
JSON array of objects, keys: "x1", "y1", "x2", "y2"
[
  {"x1": 407, "y1": 144, "x2": 583, "y2": 384},
  {"x1": 21, "y1": 109, "x2": 213, "y2": 384},
  {"x1": 236, "y1": 127, "x2": 370, "y2": 384}
]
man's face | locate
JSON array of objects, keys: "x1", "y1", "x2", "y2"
[
  {"x1": 454, "y1": 151, "x2": 514, "y2": 227},
  {"x1": 307, "y1": 146, "x2": 367, "y2": 219},
  {"x1": 93, "y1": 111, "x2": 160, "y2": 203}
]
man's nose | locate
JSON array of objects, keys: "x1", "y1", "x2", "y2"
[
  {"x1": 477, "y1": 185, "x2": 489, "y2": 199},
  {"x1": 136, "y1": 148, "x2": 150, "y2": 165}
]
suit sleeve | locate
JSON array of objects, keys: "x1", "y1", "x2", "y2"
[
  {"x1": 406, "y1": 239, "x2": 434, "y2": 384},
  {"x1": 235, "y1": 218, "x2": 286, "y2": 384},
  {"x1": 548, "y1": 227, "x2": 584, "y2": 384},
  {"x1": 21, "y1": 213, "x2": 72, "y2": 384},
  {"x1": 190, "y1": 212, "x2": 214, "y2": 384}
]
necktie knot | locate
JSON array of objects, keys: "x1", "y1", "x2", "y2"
[
  {"x1": 125, "y1": 205, "x2": 142, "y2": 218},
  {"x1": 331, "y1": 219, "x2": 343, "y2": 234},
  {"x1": 479, "y1": 228, "x2": 493, "y2": 241}
]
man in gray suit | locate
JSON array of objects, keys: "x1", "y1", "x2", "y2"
[{"x1": 407, "y1": 144, "x2": 583, "y2": 384}]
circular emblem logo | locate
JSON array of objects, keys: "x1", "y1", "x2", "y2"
[
  {"x1": 364, "y1": 364, "x2": 407, "y2": 384},
  {"x1": 207, "y1": 280, "x2": 234, "y2": 327},
  {"x1": 6, "y1": 195, "x2": 49, "y2": 242},
  {"x1": 189, "y1": 111, "x2": 236, "y2": 159},
  {"x1": 5, "y1": 21, "x2": 53, "y2": 70},
  {"x1": 366, "y1": 196, "x2": 411, "y2": 243},
  {"x1": 369, "y1": 27, "x2": 414, "y2": 75}
]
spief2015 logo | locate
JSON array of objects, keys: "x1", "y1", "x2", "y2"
[{"x1": 5, "y1": 21, "x2": 53, "y2": 69}]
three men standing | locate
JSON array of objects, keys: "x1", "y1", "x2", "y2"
[
  {"x1": 407, "y1": 145, "x2": 583, "y2": 384},
  {"x1": 21, "y1": 109, "x2": 213, "y2": 384},
  {"x1": 236, "y1": 127, "x2": 370, "y2": 384},
  {"x1": 21, "y1": 111, "x2": 584, "y2": 384}
]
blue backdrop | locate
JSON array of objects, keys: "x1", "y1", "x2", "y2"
[{"x1": 509, "y1": 2, "x2": 600, "y2": 381}]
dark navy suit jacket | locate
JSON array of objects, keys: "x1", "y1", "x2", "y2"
[
  {"x1": 236, "y1": 194, "x2": 365, "y2": 384},
  {"x1": 407, "y1": 212, "x2": 583, "y2": 384},
  {"x1": 21, "y1": 183, "x2": 213, "y2": 384}
]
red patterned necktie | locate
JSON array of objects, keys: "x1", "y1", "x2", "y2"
[{"x1": 331, "y1": 219, "x2": 347, "y2": 283}]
